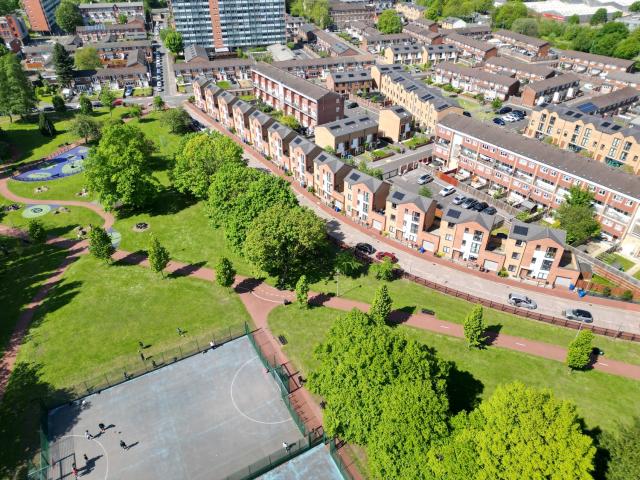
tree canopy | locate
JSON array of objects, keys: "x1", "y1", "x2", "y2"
[
  {"x1": 602, "y1": 417, "x2": 640, "y2": 479},
  {"x1": 84, "y1": 122, "x2": 156, "y2": 210},
  {"x1": 463, "y1": 305, "x2": 486, "y2": 348},
  {"x1": 590, "y1": 7, "x2": 607, "y2": 25},
  {"x1": 163, "y1": 107, "x2": 192, "y2": 134},
  {"x1": 70, "y1": 115, "x2": 101, "y2": 144},
  {"x1": 0, "y1": 53, "x2": 36, "y2": 121},
  {"x1": 566, "y1": 329, "x2": 594, "y2": 370},
  {"x1": 290, "y1": 0, "x2": 330, "y2": 29},
  {"x1": 215, "y1": 257, "x2": 236, "y2": 289},
  {"x1": 79, "y1": 95, "x2": 93, "y2": 115},
  {"x1": 148, "y1": 235, "x2": 170, "y2": 276},
  {"x1": 369, "y1": 284, "x2": 392, "y2": 324},
  {"x1": 511, "y1": 17, "x2": 539, "y2": 37},
  {"x1": 75, "y1": 47, "x2": 102, "y2": 70},
  {"x1": 53, "y1": 43, "x2": 74, "y2": 87},
  {"x1": 377, "y1": 9, "x2": 402, "y2": 34},
  {"x1": 163, "y1": 30, "x2": 184, "y2": 54},
  {"x1": 556, "y1": 203, "x2": 600, "y2": 245},
  {"x1": 492, "y1": 1, "x2": 528, "y2": 29},
  {"x1": 55, "y1": 0, "x2": 83, "y2": 33},
  {"x1": 88, "y1": 226, "x2": 115, "y2": 262}
]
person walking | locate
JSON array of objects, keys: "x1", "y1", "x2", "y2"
[
  {"x1": 71, "y1": 463, "x2": 78, "y2": 478},
  {"x1": 85, "y1": 430, "x2": 93, "y2": 440},
  {"x1": 83, "y1": 453, "x2": 89, "y2": 464},
  {"x1": 140, "y1": 351, "x2": 145, "y2": 361},
  {"x1": 120, "y1": 440, "x2": 128, "y2": 450},
  {"x1": 98, "y1": 423, "x2": 106, "y2": 433}
]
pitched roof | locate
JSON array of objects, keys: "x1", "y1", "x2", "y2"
[
  {"x1": 444, "y1": 32, "x2": 495, "y2": 53},
  {"x1": 439, "y1": 114, "x2": 640, "y2": 199},
  {"x1": 252, "y1": 62, "x2": 336, "y2": 101},
  {"x1": 382, "y1": 105, "x2": 412, "y2": 120},
  {"x1": 442, "y1": 206, "x2": 495, "y2": 230},
  {"x1": 272, "y1": 54, "x2": 375, "y2": 69},
  {"x1": 436, "y1": 62, "x2": 519, "y2": 88},
  {"x1": 559, "y1": 49, "x2": 634, "y2": 69},
  {"x1": 386, "y1": 71, "x2": 460, "y2": 111},
  {"x1": 313, "y1": 151, "x2": 350, "y2": 174},
  {"x1": 291, "y1": 135, "x2": 321, "y2": 156},
  {"x1": 389, "y1": 186, "x2": 435, "y2": 212},
  {"x1": 484, "y1": 56, "x2": 555, "y2": 78},
  {"x1": 328, "y1": 68, "x2": 372, "y2": 83},
  {"x1": 233, "y1": 99, "x2": 254, "y2": 114},
  {"x1": 509, "y1": 220, "x2": 566, "y2": 244},
  {"x1": 268, "y1": 122, "x2": 297, "y2": 141},
  {"x1": 249, "y1": 109, "x2": 274, "y2": 126},
  {"x1": 184, "y1": 44, "x2": 209, "y2": 63},
  {"x1": 493, "y1": 29, "x2": 550, "y2": 48},
  {"x1": 317, "y1": 115, "x2": 378, "y2": 135},
  {"x1": 523, "y1": 73, "x2": 579, "y2": 94},
  {"x1": 575, "y1": 87, "x2": 639, "y2": 112},
  {"x1": 345, "y1": 169, "x2": 385, "y2": 192}
]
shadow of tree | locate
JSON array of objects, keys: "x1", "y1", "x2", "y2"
[
  {"x1": 446, "y1": 363, "x2": 484, "y2": 414},
  {"x1": 484, "y1": 324, "x2": 503, "y2": 346}
]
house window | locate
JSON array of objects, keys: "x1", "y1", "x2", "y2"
[
  {"x1": 515, "y1": 240, "x2": 523, "y2": 247},
  {"x1": 508, "y1": 265, "x2": 516, "y2": 272},
  {"x1": 443, "y1": 246, "x2": 450, "y2": 253},
  {"x1": 511, "y1": 252, "x2": 519, "y2": 259},
  {"x1": 445, "y1": 234, "x2": 453, "y2": 241}
]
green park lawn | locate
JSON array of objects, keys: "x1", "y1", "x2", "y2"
[
  {"x1": 310, "y1": 271, "x2": 640, "y2": 366},
  {"x1": 268, "y1": 305, "x2": 640, "y2": 436},
  {"x1": 7, "y1": 173, "x2": 96, "y2": 202}
]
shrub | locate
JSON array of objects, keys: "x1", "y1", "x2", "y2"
[
  {"x1": 498, "y1": 268, "x2": 508, "y2": 277},
  {"x1": 602, "y1": 286, "x2": 612, "y2": 297},
  {"x1": 621, "y1": 290, "x2": 634, "y2": 301}
]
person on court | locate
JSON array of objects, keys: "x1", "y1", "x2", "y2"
[
  {"x1": 99, "y1": 423, "x2": 106, "y2": 433},
  {"x1": 85, "y1": 430, "x2": 93, "y2": 440},
  {"x1": 120, "y1": 440, "x2": 128, "y2": 450}
]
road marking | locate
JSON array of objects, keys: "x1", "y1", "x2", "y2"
[
  {"x1": 439, "y1": 325, "x2": 450, "y2": 329},
  {"x1": 597, "y1": 362, "x2": 609, "y2": 367},
  {"x1": 515, "y1": 342, "x2": 526, "y2": 347}
]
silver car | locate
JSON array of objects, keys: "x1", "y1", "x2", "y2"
[{"x1": 508, "y1": 293, "x2": 537, "y2": 310}]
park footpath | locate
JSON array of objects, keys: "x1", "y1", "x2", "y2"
[{"x1": 184, "y1": 102, "x2": 640, "y2": 336}]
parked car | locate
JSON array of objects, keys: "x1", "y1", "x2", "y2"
[
  {"x1": 43, "y1": 106, "x2": 54, "y2": 112},
  {"x1": 113, "y1": 98, "x2": 123, "y2": 106},
  {"x1": 493, "y1": 117, "x2": 505, "y2": 126},
  {"x1": 355, "y1": 242, "x2": 374, "y2": 255},
  {"x1": 461, "y1": 197, "x2": 477, "y2": 209},
  {"x1": 439, "y1": 185, "x2": 456, "y2": 197},
  {"x1": 124, "y1": 86, "x2": 133, "y2": 97},
  {"x1": 347, "y1": 102, "x2": 358, "y2": 108},
  {"x1": 483, "y1": 206, "x2": 497, "y2": 215},
  {"x1": 562, "y1": 309, "x2": 593, "y2": 323},
  {"x1": 375, "y1": 251, "x2": 398, "y2": 263},
  {"x1": 508, "y1": 293, "x2": 537, "y2": 310},
  {"x1": 503, "y1": 114, "x2": 518, "y2": 123},
  {"x1": 462, "y1": 111, "x2": 472, "y2": 117},
  {"x1": 497, "y1": 106, "x2": 512, "y2": 114},
  {"x1": 417, "y1": 173, "x2": 433, "y2": 185},
  {"x1": 511, "y1": 109, "x2": 526, "y2": 117},
  {"x1": 452, "y1": 194, "x2": 466, "y2": 205},
  {"x1": 472, "y1": 201, "x2": 488, "y2": 212},
  {"x1": 92, "y1": 101, "x2": 102, "y2": 107}
]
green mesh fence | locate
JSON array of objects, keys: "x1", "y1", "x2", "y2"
[{"x1": 329, "y1": 438, "x2": 355, "y2": 480}]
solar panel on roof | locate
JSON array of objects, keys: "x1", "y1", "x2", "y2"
[
  {"x1": 345, "y1": 121, "x2": 355, "y2": 126},
  {"x1": 392, "y1": 191, "x2": 405, "y2": 201},
  {"x1": 513, "y1": 225, "x2": 529, "y2": 236},
  {"x1": 612, "y1": 125, "x2": 622, "y2": 131},
  {"x1": 602, "y1": 122, "x2": 611, "y2": 127},
  {"x1": 447, "y1": 209, "x2": 461, "y2": 219},
  {"x1": 577, "y1": 102, "x2": 597, "y2": 114}
]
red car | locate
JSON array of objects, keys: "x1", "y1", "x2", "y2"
[
  {"x1": 375, "y1": 251, "x2": 398, "y2": 263},
  {"x1": 112, "y1": 98, "x2": 123, "y2": 106}
]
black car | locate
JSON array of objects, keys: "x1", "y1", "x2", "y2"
[
  {"x1": 483, "y1": 206, "x2": 497, "y2": 215},
  {"x1": 355, "y1": 242, "x2": 374, "y2": 255},
  {"x1": 511, "y1": 109, "x2": 527, "y2": 117},
  {"x1": 472, "y1": 201, "x2": 488, "y2": 212},
  {"x1": 347, "y1": 102, "x2": 358, "y2": 109},
  {"x1": 497, "y1": 106, "x2": 512, "y2": 114},
  {"x1": 462, "y1": 111, "x2": 472, "y2": 117}
]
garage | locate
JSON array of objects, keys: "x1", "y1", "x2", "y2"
[
  {"x1": 555, "y1": 276, "x2": 573, "y2": 288},
  {"x1": 483, "y1": 259, "x2": 499, "y2": 271},
  {"x1": 372, "y1": 220, "x2": 383, "y2": 230},
  {"x1": 422, "y1": 240, "x2": 435, "y2": 252}
]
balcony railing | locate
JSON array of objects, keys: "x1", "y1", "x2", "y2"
[
  {"x1": 604, "y1": 207, "x2": 631, "y2": 224},
  {"x1": 535, "y1": 179, "x2": 555, "y2": 192}
]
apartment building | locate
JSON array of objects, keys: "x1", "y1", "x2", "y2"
[
  {"x1": 93, "y1": 65, "x2": 149, "y2": 89},
  {"x1": 217, "y1": 90, "x2": 238, "y2": 129},
  {"x1": 362, "y1": 32, "x2": 414, "y2": 53},
  {"x1": 312, "y1": 152, "x2": 353, "y2": 209},
  {"x1": 383, "y1": 44, "x2": 422, "y2": 65},
  {"x1": 573, "y1": 87, "x2": 639, "y2": 116},
  {"x1": 385, "y1": 187, "x2": 437, "y2": 246},
  {"x1": 378, "y1": 105, "x2": 413, "y2": 142},
  {"x1": 248, "y1": 110, "x2": 275, "y2": 156},
  {"x1": 285, "y1": 14, "x2": 305, "y2": 40},
  {"x1": 394, "y1": 2, "x2": 427, "y2": 21},
  {"x1": 558, "y1": 50, "x2": 634, "y2": 75},
  {"x1": 433, "y1": 62, "x2": 520, "y2": 101},
  {"x1": 94, "y1": 40, "x2": 153, "y2": 67},
  {"x1": 0, "y1": 14, "x2": 28, "y2": 52},
  {"x1": 289, "y1": 135, "x2": 322, "y2": 185},
  {"x1": 79, "y1": 2, "x2": 144, "y2": 25},
  {"x1": 521, "y1": 73, "x2": 580, "y2": 107},
  {"x1": 315, "y1": 115, "x2": 379, "y2": 156},
  {"x1": 526, "y1": 104, "x2": 640, "y2": 173},
  {"x1": 433, "y1": 113, "x2": 640, "y2": 244},
  {"x1": 173, "y1": 58, "x2": 253, "y2": 84},
  {"x1": 204, "y1": 83, "x2": 224, "y2": 119},
  {"x1": 325, "y1": 69, "x2": 373, "y2": 94},
  {"x1": 493, "y1": 29, "x2": 551, "y2": 59},
  {"x1": 442, "y1": 32, "x2": 496, "y2": 64},
  {"x1": 232, "y1": 99, "x2": 256, "y2": 143},
  {"x1": 422, "y1": 44, "x2": 458, "y2": 65},
  {"x1": 329, "y1": 1, "x2": 375, "y2": 28},
  {"x1": 343, "y1": 170, "x2": 390, "y2": 230},
  {"x1": 403, "y1": 23, "x2": 443, "y2": 45},
  {"x1": 370, "y1": 63, "x2": 403, "y2": 87},
  {"x1": 451, "y1": 25, "x2": 491, "y2": 38},
  {"x1": 483, "y1": 56, "x2": 555, "y2": 84},
  {"x1": 272, "y1": 55, "x2": 376, "y2": 79},
  {"x1": 373, "y1": 66, "x2": 462, "y2": 134},
  {"x1": 169, "y1": 0, "x2": 285, "y2": 49},
  {"x1": 76, "y1": 19, "x2": 146, "y2": 41},
  {"x1": 268, "y1": 122, "x2": 297, "y2": 169},
  {"x1": 313, "y1": 29, "x2": 359, "y2": 57},
  {"x1": 252, "y1": 62, "x2": 344, "y2": 131},
  {"x1": 345, "y1": 20, "x2": 378, "y2": 41},
  {"x1": 24, "y1": 0, "x2": 60, "y2": 32},
  {"x1": 23, "y1": 41, "x2": 78, "y2": 73},
  {"x1": 602, "y1": 71, "x2": 640, "y2": 92}
]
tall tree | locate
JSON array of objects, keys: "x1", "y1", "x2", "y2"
[
  {"x1": 215, "y1": 256, "x2": 236, "y2": 289},
  {"x1": 377, "y1": 9, "x2": 402, "y2": 34},
  {"x1": 0, "y1": 0, "x2": 20, "y2": 15},
  {"x1": 590, "y1": 8, "x2": 608, "y2": 25},
  {"x1": 0, "y1": 54, "x2": 36, "y2": 121},
  {"x1": 492, "y1": 1, "x2": 527, "y2": 29},
  {"x1": 373, "y1": 257, "x2": 395, "y2": 281},
  {"x1": 38, "y1": 113, "x2": 56, "y2": 137},
  {"x1": 129, "y1": 104, "x2": 142, "y2": 119},
  {"x1": 28, "y1": 219, "x2": 46, "y2": 244},
  {"x1": 55, "y1": 0, "x2": 83, "y2": 32},
  {"x1": 163, "y1": 30, "x2": 184, "y2": 55},
  {"x1": 75, "y1": 47, "x2": 102, "y2": 70},
  {"x1": 52, "y1": 95, "x2": 66, "y2": 112},
  {"x1": 602, "y1": 417, "x2": 640, "y2": 480},
  {"x1": 153, "y1": 95, "x2": 165, "y2": 111},
  {"x1": 88, "y1": 226, "x2": 115, "y2": 263},
  {"x1": 369, "y1": 284, "x2": 392, "y2": 324},
  {"x1": 79, "y1": 94, "x2": 93, "y2": 114},
  {"x1": 295, "y1": 274, "x2": 309, "y2": 308},
  {"x1": 99, "y1": 89, "x2": 117, "y2": 117},
  {"x1": 430, "y1": 382, "x2": 596, "y2": 479},
  {"x1": 565, "y1": 186, "x2": 594, "y2": 208},
  {"x1": 70, "y1": 115, "x2": 101, "y2": 143},
  {"x1": 53, "y1": 43, "x2": 74, "y2": 87},
  {"x1": 511, "y1": 18, "x2": 539, "y2": 37},
  {"x1": 84, "y1": 122, "x2": 156, "y2": 210},
  {"x1": 244, "y1": 205, "x2": 327, "y2": 287},
  {"x1": 172, "y1": 132, "x2": 244, "y2": 199},
  {"x1": 163, "y1": 107, "x2": 192, "y2": 134},
  {"x1": 118, "y1": 12, "x2": 128, "y2": 24},
  {"x1": 566, "y1": 329, "x2": 594, "y2": 370},
  {"x1": 148, "y1": 235, "x2": 170, "y2": 277},
  {"x1": 463, "y1": 305, "x2": 486, "y2": 348},
  {"x1": 556, "y1": 203, "x2": 600, "y2": 245}
]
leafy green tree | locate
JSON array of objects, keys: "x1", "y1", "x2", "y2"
[
  {"x1": 613, "y1": 38, "x2": 640, "y2": 59},
  {"x1": 172, "y1": 131, "x2": 244, "y2": 198},
  {"x1": 244, "y1": 205, "x2": 327, "y2": 287},
  {"x1": 74, "y1": 47, "x2": 102, "y2": 70},
  {"x1": 369, "y1": 284, "x2": 392, "y2": 324},
  {"x1": 84, "y1": 122, "x2": 155, "y2": 210},
  {"x1": 602, "y1": 417, "x2": 640, "y2": 480},
  {"x1": 377, "y1": 9, "x2": 402, "y2": 34},
  {"x1": 591, "y1": 33, "x2": 622, "y2": 56},
  {"x1": 88, "y1": 226, "x2": 115, "y2": 263},
  {"x1": 99, "y1": 89, "x2": 117, "y2": 117},
  {"x1": 295, "y1": 274, "x2": 309, "y2": 308},
  {"x1": 153, "y1": 95, "x2": 165, "y2": 111},
  {"x1": 565, "y1": 186, "x2": 594, "y2": 207},
  {"x1": 38, "y1": 113, "x2": 56, "y2": 137},
  {"x1": 556, "y1": 203, "x2": 600, "y2": 245},
  {"x1": 0, "y1": 0, "x2": 19, "y2": 15},
  {"x1": 163, "y1": 107, "x2": 192, "y2": 134},
  {"x1": 28, "y1": 219, "x2": 46, "y2": 244},
  {"x1": 631, "y1": 0, "x2": 640, "y2": 11},
  {"x1": 572, "y1": 27, "x2": 596, "y2": 52},
  {"x1": 373, "y1": 257, "x2": 395, "y2": 281},
  {"x1": 79, "y1": 94, "x2": 93, "y2": 114},
  {"x1": 419, "y1": 186, "x2": 432, "y2": 197},
  {"x1": 492, "y1": 1, "x2": 527, "y2": 29},
  {"x1": 491, "y1": 98, "x2": 503, "y2": 111},
  {"x1": 279, "y1": 114, "x2": 300, "y2": 131},
  {"x1": 567, "y1": 14, "x2": 580, "y2": 24},
  {"x1": 148, "y1": 235, "x2": 170, "y2": 277},
  {"x1": 0, "y1": 54, "x2": 36, "y2": 121},
  {"x1": 163, "y1": 30, "x2": 184, "y2": 54},
  {"x1": 308, "y1": 309, "x2": 451, "y2": 445},
  {"x1": 511, "y1": 17, "x2": 539, "y2": 37},
  {"x1": 52, "y1": 95, "x2": 65, "y2": 112},
  {"x1": 334, "y1": 250, "x2": 360, "y2": 277},
  {"x1": 430, "y1": 382, "x2": 596, "y2": 479},
  {"x1": 118, "y1": 12, "x2": 128, "y2": 24},
  {"x1": 463, "y1": 305, "x2": 486, "y2": 348},
  {"x1": 70, "y1": 114, "x2": 101, "y2": 143},
  {"x1": 590, "y1": 8, "x2": 607, "y2": 25},
  {"x1": 368, "y1": 379, "x2": 450, "y2": 480},
  {"x1": 566, "y1": 329, "x2": 594, "y2": 370},
  {"x1": 215, "y1": 256, "x2": 236, "y2": 289},
  {"x1": 129, "y1": 104, "x2": 142, "y2": 119},
  {"x1": 55, "y1": 0, "x2": 83, "y2": 33}
]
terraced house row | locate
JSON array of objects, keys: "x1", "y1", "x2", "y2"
[{"x1": 192, "y1": 76, "x2": 582, "y2": 287}]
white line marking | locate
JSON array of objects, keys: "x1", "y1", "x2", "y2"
[
  {"x1": 597, "y1": 362, "x2": 609, "y2": 367},
  {"x1": 439, "y1": 325, "x2": 450, "y2": 329},
  {"x1": 230, "y1": 356, "x2": 294, "y2": 425},
  {"x1": 55, "y1": 434, "x2": 109, "y2": 480},
  {"x1": 515, "y1": 342, "x2": 526, "y2": 347}
]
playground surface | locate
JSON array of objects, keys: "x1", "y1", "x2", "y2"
[
  {"x1": 46, "y1": 336, "x2": 303, "y2": 480},
  {"x1": 257, "y1": 444, "x2": 343, "y2": 480},
  {"x1": 15, "y1": 146, "x2": 89, "y2": 182}
]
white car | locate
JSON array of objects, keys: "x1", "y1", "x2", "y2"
[{"x1": 439, "y1": 185, "x2": 456, "y2": 197}]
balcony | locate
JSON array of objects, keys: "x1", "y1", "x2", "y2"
[
  {"x1": 535, "y1": 179, "x2": 555, "y2": 192},
  {"x1": 514, "y1": 170, "x2": 533, "y2": 184},
  {"x1": 604, "y1": 207, "x2": 630, "y2": 224}
]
